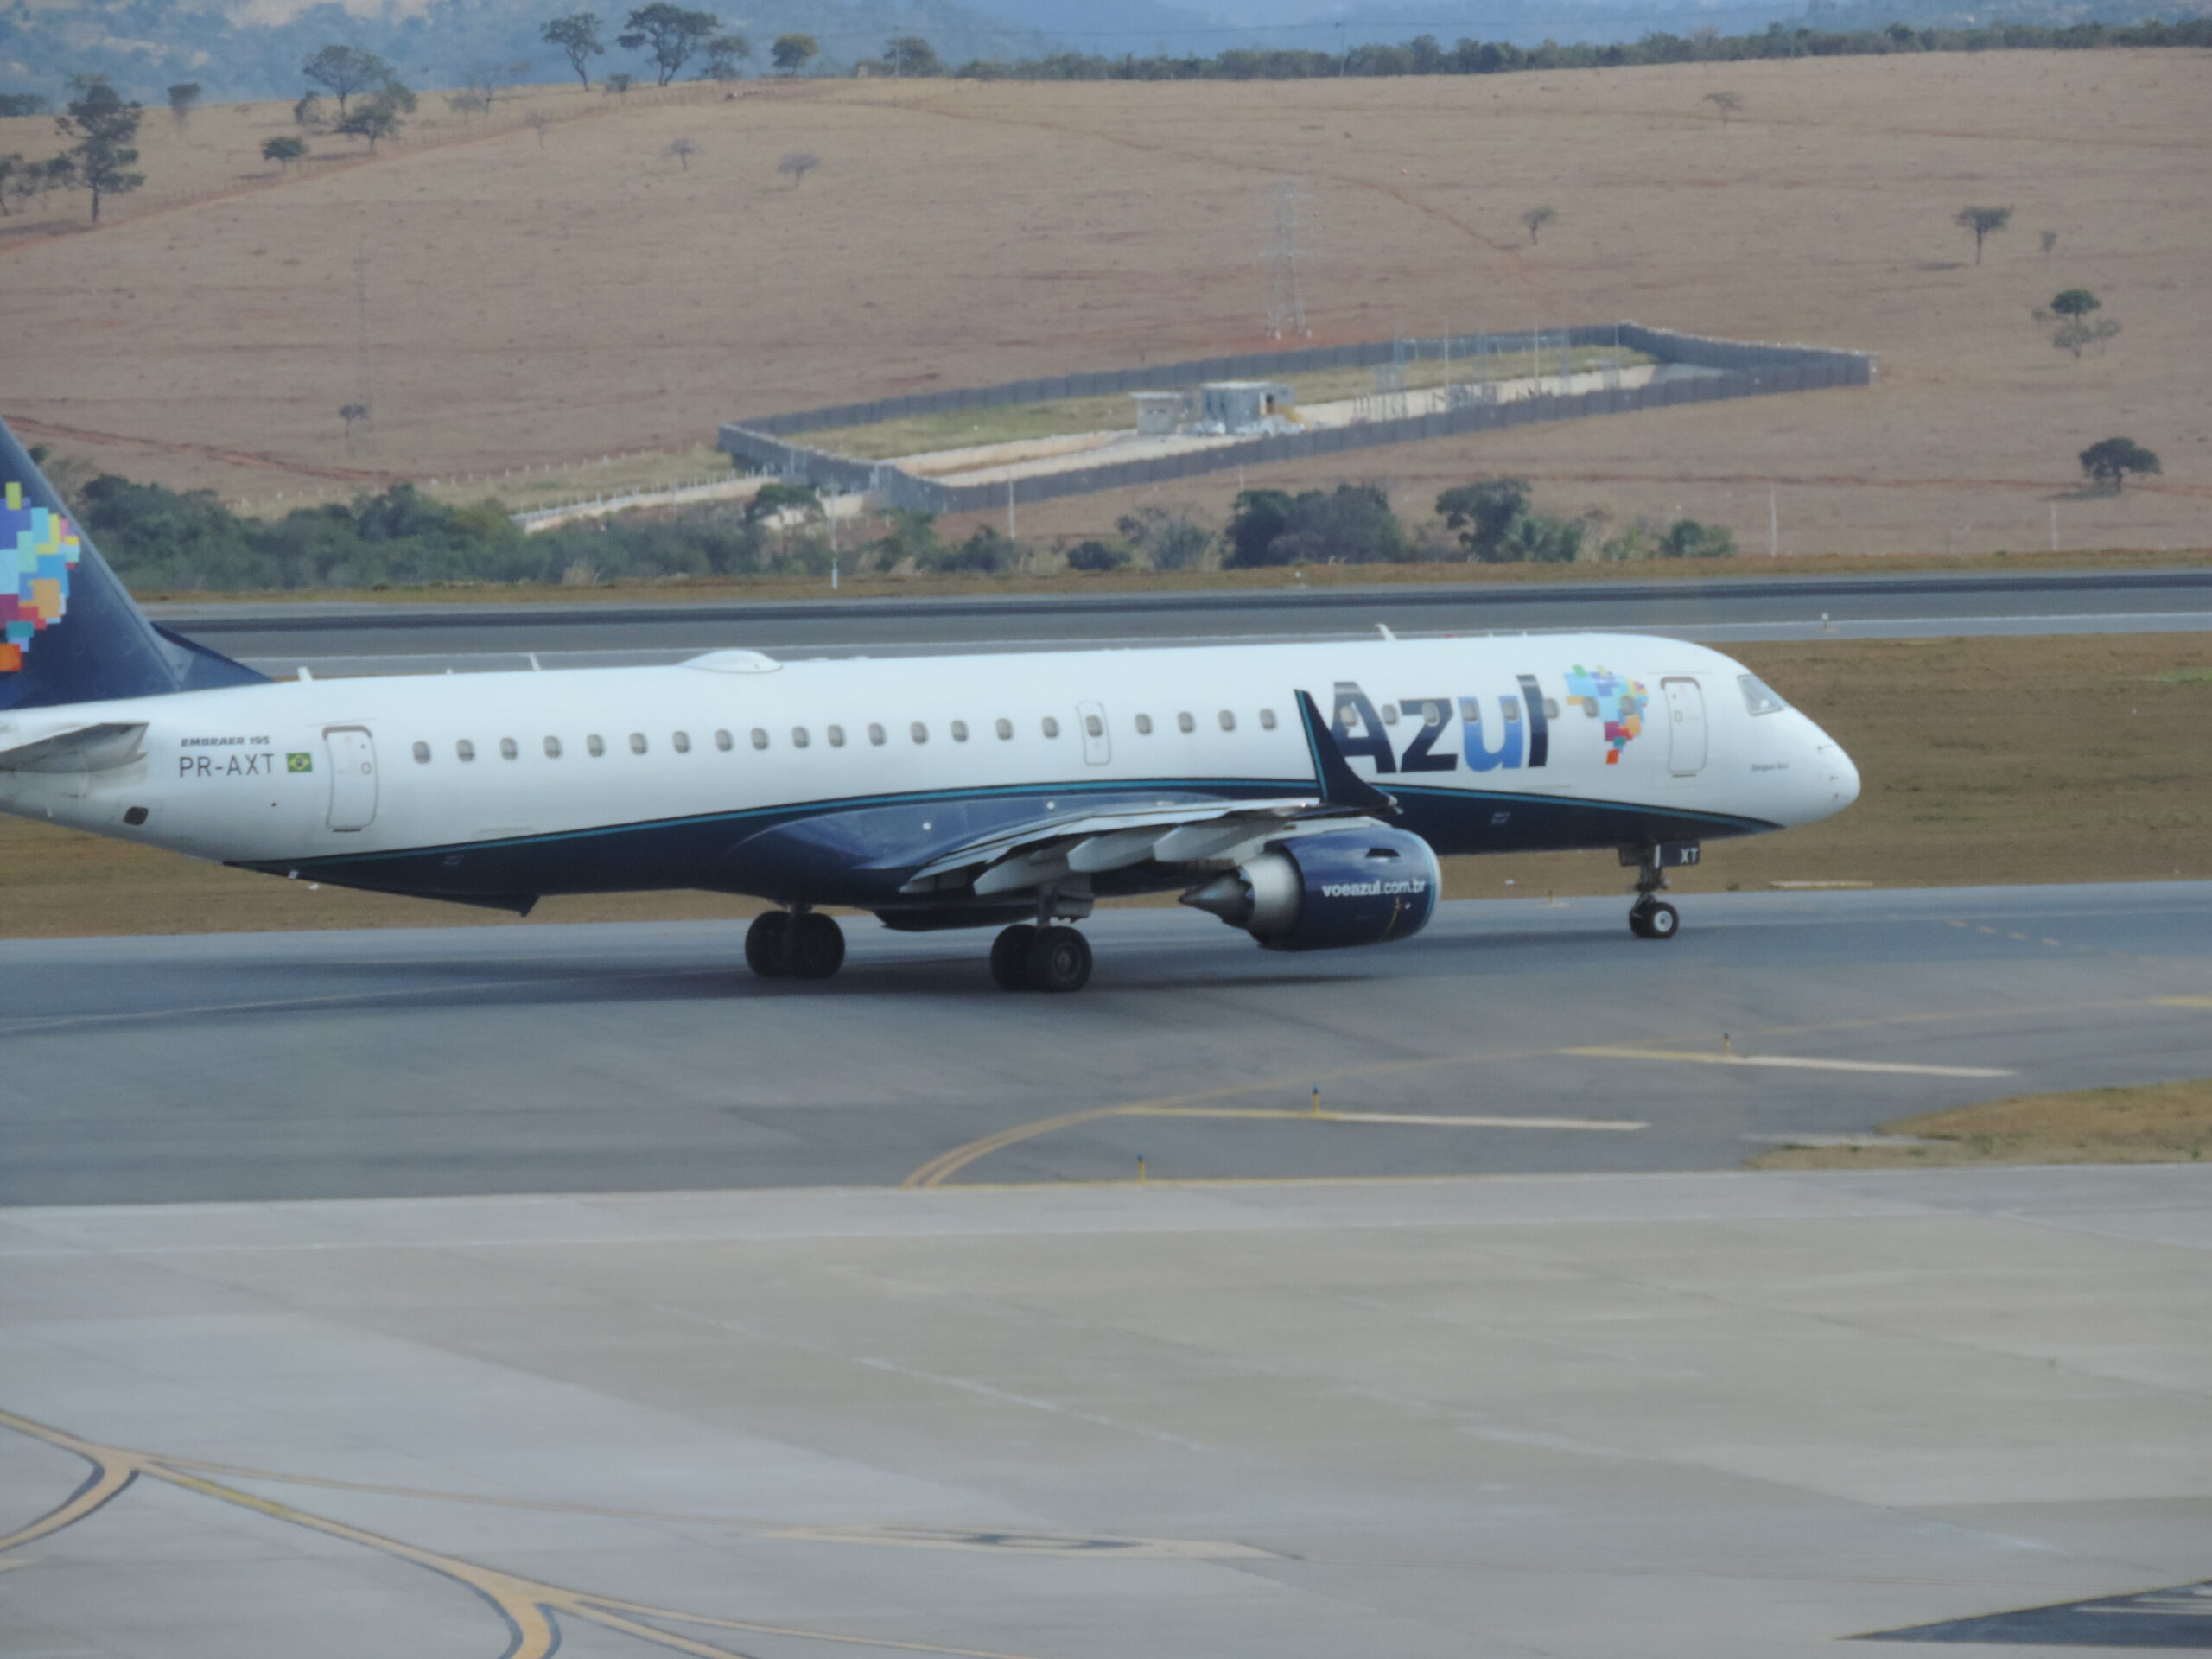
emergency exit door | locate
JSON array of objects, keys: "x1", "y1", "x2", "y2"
[
  {"x1": 1662, "y1": 678, "x2": 1707, "y2": 776},
  {"x1": 324, "y1": 726, "x2": 378, "y2": 830}
]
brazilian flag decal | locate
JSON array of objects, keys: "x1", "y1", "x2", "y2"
[{"x1": 287, "y1": 752, "x2": 313, "y2": 773}]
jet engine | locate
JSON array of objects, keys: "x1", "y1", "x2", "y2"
[{"x1": 1180, "y1": 827, "x2": 1440, "y2": 951}]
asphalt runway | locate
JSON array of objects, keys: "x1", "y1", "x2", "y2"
[
  {"x1": 145, "y1": 566, "x2": 2212, "y2": 676},
  {"x1": 7, "y1": 883, "x2": 2209, "y2": 1209}
]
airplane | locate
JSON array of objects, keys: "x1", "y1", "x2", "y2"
[{"x1": 0, "y1": 420, "x2": 1859, "y2": 992}]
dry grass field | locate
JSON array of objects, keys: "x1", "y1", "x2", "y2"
[
  {"x1": 3, "y1": 632, "x2": 2204, "y2": 939},
  {"x1": 2, "y1": 54, "x2": 2208, "y2": 560}
]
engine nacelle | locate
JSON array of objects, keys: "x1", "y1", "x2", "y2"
[{"x1": 1180, "y1": 827, "x2": 1440, "y2": 951}]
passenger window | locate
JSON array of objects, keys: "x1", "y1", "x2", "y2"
[
  {"x1": 868, "y1": 723, "x2": 886, "y2": 747},
  {"x1": 792, "y1": 727, "x2": 810, "y2": 748},
  {"x1": 1086, "y1": 714, "x2": 1105, "y2": 738},
  {"x1": 751, "y1": 728, "x2": 769, "y2": 750},
  {"x1": 1382, "y1": 703, "x2": 1400, "y2": 725},
  {"x1": 630, "y1": 733, "x2": 648, "y2": 754},
  {"x1": 588, "y1": 734, "x2": 606, "y2": 757},
  {"x1": 1424, "y1": 702, "x2": 1445, "y2": 728},
  {"x1": 412, "y1": 741, "x2": 430, "y2": 764},
  {"x1": 1217, "y1": 710, "x2": 1235, "y2": 732},
  {"x1": 672, "y1": 731, "x2": 690, "y2": 753},
  {"x1": 828, "y1": 725, "x2": 846, "y2": 747},
  {"x1": 1503, "y1": 698, "x2": 1522, "y2": 724},
  {"x1": 1544, "y1": 699, "x2": 1560, "y2": 720},
  {"x1": 1177, "y1": 712, "x2": 1194, "y2": 734},
  {"x1": 910, "y1": 721, "x2": 928, "y2": 744},
  {"x1": 1135, "y1": 714, "x2": 1153, "y2": 735},
  {"x1": 1041, "y1": 716, "x2": 1060, "y2": 739},
  {"x1": 499, "y1": 738, "x2": 518, "y2": 760},
  {"x1": 456, "y1": 739, "x2": 475, "y2": 762},
  {"x1": 544, "y1": 736, "x2": 563, "y2": 759},
  {"x1": 715, "y1": 729, "x2": 734, "y2": 751},
  {"x1": 951, "y1": 720, "x2": 969, "y2": 742},
  {"x1": 995, "y1": 718, "x2": 1013, "y2": 740},
  {"x1": 1259, "y1": 709, "x2": 1277, "y2": 730}
]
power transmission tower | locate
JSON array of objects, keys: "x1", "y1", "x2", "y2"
[
  {"x1": 343, "y1": 242, "x2": 378, "y2": 458},
  {"x1": 1263, "y1": 180, "x2": 1313, "y2": 340}
]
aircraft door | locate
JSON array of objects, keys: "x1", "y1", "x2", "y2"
[
  {"x1": 1076, "y1": 701, "x2": 1111, "y2": 766},
  {"x1": 324, "y1": 726, "x2": 378, "y2": 830},
  {"x1": 1662, "y1": 679, "x2": 1707, "y2": 776}
]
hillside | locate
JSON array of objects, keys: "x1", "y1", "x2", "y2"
[{"x1": 2, "y1": 52, "x2": 2206, "y2": 559}]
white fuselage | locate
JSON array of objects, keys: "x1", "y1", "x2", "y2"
[{"x1": 0, "y1": 634, "x2": 1858, "y2": 893}]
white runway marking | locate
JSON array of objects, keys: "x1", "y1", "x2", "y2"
[{"x1": 1565, "y1": 1046, "x2": 2016, "y2": 1078}]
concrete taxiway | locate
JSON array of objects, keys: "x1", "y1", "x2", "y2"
[
  {"x1": 4, "y1": 884, "x2": 2209, "y2": 1208},
  {"x1": 3, "y1": 1166, "x2": 2208, "y2": 1658},
  {"x1": 146, "y1": 567, "x2": 2212, "y2": 677}
]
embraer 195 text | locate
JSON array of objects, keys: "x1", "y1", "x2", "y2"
[{"x1": 0, "y1": 423, "x2": 1858, "y2": 992}]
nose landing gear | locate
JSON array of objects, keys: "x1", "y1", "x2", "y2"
[
  {"x1": 1622, "y1": 842, "x2": 1697, "y2": 941},
  {"x1": 745, "y1": 909, "x2": 846, "y2": 980}
]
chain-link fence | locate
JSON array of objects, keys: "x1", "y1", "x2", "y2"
[{"x1": 718, "y1": 324, "x2": 1874, "y2": 513}]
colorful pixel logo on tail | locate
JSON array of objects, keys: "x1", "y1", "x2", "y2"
[
  {"x1": 1564, "y1": 664, "x2": 1649, "y2": 765},
  {"x1": 2, "y1": 480, "x2": 81, "y2": 672}
]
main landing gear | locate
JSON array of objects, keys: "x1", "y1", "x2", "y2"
[
  {"x1": 745, "y1": 909, "x2": 846, "y2": 980},
  {"x1": 988, "y1": 923, "x2": 1094, "y2": 994},
  {"x1": 1623, "y1": 842, "x2": 1698, "y2": 941}
]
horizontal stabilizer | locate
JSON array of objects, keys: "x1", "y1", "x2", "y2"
[{"x1": 0, "y1": 720, "x2": 146, "y2": 772}]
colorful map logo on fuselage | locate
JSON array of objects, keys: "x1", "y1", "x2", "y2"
[
  {"x1": 1, "y1": 480, "x2": 82, "y2": 673},
  {"x1": 1564, "y1": 664, "x2": 1649, "y2": 765}
]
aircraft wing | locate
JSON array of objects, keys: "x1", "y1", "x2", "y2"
[
  {"x1": 895, "y1": 690, "x2": 1401, "y2": 899},
  {"x1": 895, "y1": 796, "x2": 1377, "y2": 897}
]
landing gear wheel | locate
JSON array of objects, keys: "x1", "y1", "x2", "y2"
[
  {"x1": 1026, "y1": 925, "x2": 1093, "y2": 994},
  {"x1": 790, "y1": 912, "x2": 846, "y2": 980},
  {"x1": 746, "y1": 911, "x2": 791, "y2": 977},
  {"x1": 989, "y1": 925, "x2": 1037, "y2": 991},
  {"x1": 1630, "y1": 899, "x2": 1680, "y2": 941}
]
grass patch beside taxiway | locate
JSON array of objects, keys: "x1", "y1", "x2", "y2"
[{"x1": 1750, "y1": 1077, "x2": 2212, "y2": 1168}]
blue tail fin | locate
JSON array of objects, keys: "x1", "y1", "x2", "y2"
[{"x1": 1, "y1": 415, "x2": 264, "y2": 711}]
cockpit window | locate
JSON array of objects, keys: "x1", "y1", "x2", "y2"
[{"x1": 1739, "y1": 674, "x2": 1788, "y2": 716}]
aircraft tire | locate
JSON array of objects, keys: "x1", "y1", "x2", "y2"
[
  {"x1": 746, "y1": 911, "x2": 791, "y2": 977},
  {"x1": 989, "y1": 925, "x2": 1036, "y2": 991},
  {"x1": 1027, "y1": 925, "x2": 1093, "y2": 995},
  {"x1": 791, "y1": 912, "x2": 846, "y2": 980},
  {"x1": 1637, "y1": 900, "x2": 1681, "y2": 941}
]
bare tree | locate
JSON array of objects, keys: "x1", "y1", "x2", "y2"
[
  {"x1": 1955, "y1": 205, "x2": 2012, "y2": 264},
  {"x1": 776, "y1": 149, "x2": 821, "y2": 188},
  {"x1": 1521, "y1": 204, "x2": 1555, "y2": 245},
  {"x1": 665, "y1": 135, "x2": 698, "y2": 171},
  {"x1": 1704, "y1": 90, "x2": 1742, "y2": 124},
  {"x1": 2039, "y1": 229, "x2": 2058, "y2": 260},
  {"x1": 339, "y1": 403, "x2": 370, "y2": 438},
  {"x1": 2053, "y1": 316, "x2": 2121, "y2": 359},
  {"x1": 525, "y1": 111, "x2": 553, "y2": 149}
]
